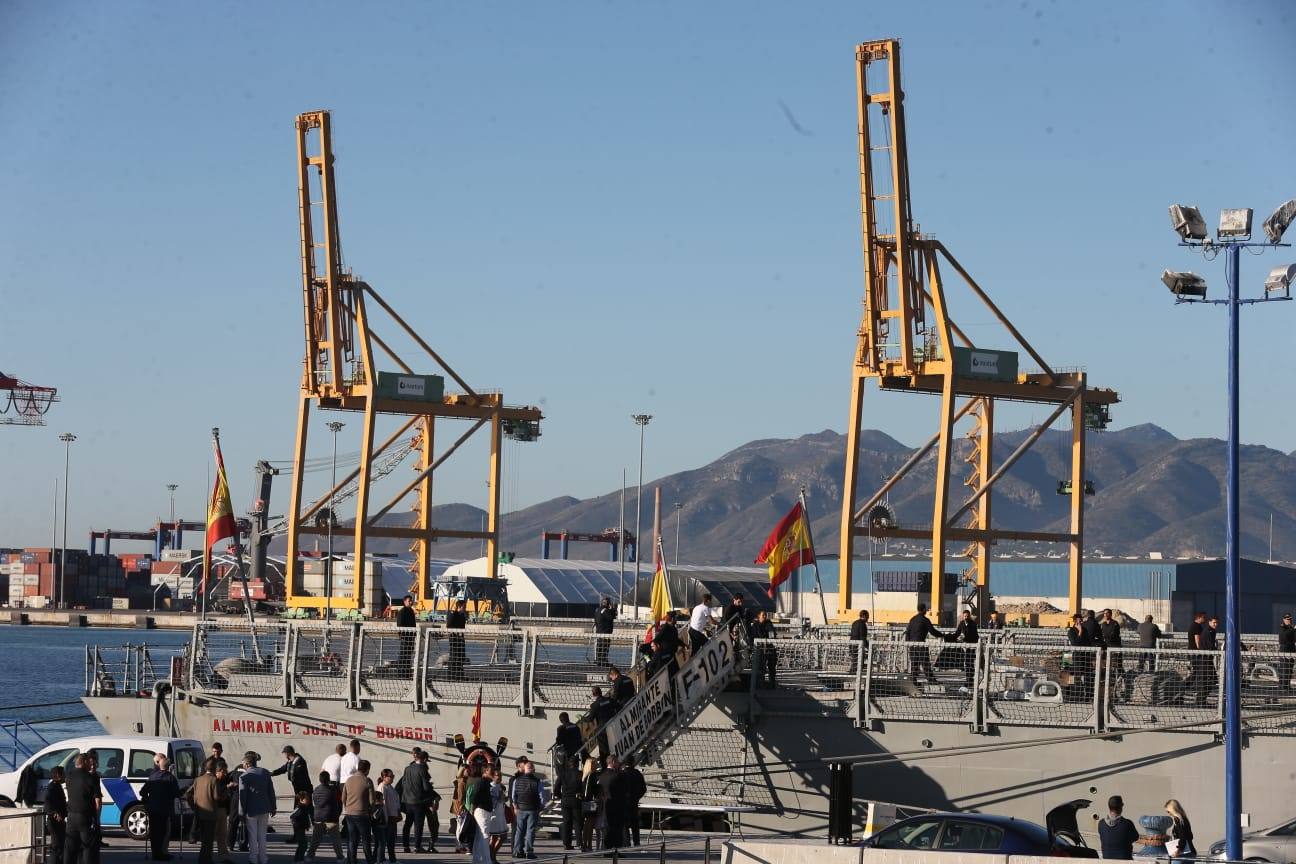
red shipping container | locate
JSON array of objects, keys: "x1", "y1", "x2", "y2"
[
  {"x1": 22, "y1": 585, "x2": 38, "y2": 596},
  {"x1": 228, "y1": 581, "x2": 267, "y2": 601},
  {"x1": 151, "y1": 561, "x2": 182, "y2": 575},
  {"x1": 23, "y1": 564, "x2": 39, "y2": 576},
  {"x1": 38, "y1": 574, "x2": 55, "y2": 595}
]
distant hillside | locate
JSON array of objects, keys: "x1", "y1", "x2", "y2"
[{"x1": 342, "y1": 424, "x2": 1296, "y2": 565}]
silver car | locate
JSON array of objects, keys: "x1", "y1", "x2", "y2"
[{"x1": 1208, "y1": 818, "x2": 1296, "y2": 862}]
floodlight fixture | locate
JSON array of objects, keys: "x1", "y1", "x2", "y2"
[
  {"x1": 1264, "y1": 263, "x2": 1296, "y2": 298},
  {"x1": 1169, "y1": 204, "x2": 1209, "y2": 242},
  {"x1": 1218, "y1": 208, "x2": 1253, "y2": 240},
  {"x1": 1264, "y1": 198, "x2": 1296, "y2": 244},
  {"x1": 1162, "y1": 269, "x2": 1207, "y2": 299}
]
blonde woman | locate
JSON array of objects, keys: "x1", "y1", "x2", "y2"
[
  {"x1": 579, "y1": 757, "x2": 601, "y2": 852},
  {"x1": 1164, "y1": 799, "x2": 1196, "y2": 859}
]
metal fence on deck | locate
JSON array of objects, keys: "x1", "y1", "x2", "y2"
[
  {"x1": 529, "y1": 630, "x2": 640, "y2": 709},
  {"x1": 1104, "y1": 648, "x2": 1221, "y2": 730},
  {"x1": 749, "y1": 639, "x2": 858, "y2": 716},
  {"x1": 355, "y1": 625, "x2": 419, "y2": 703},
  {"x1": 290, "y1": 625, "x2": 353, "y2": 699},
  {"x1": 422, "y1": 626, "x2": 525, "y2": 707},
  {"x1": 190, "y1": 621, "x2": 289, "y2": 697},
  {"x1": 984, "y1": 643, "x2": 1100, "y2": 729},
  {"x1": 1237, "y1": 648, "x2": 1296, "y2": 734},
  {"x1": 864, "y1": 641, "x2": 978, "y2": 724}
]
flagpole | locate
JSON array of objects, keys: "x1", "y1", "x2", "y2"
[
  {"x1": 800, "y1": 487, "x2": 830, "y2": 627},
  {"x1": 201, "y1": 461, "x2": 210, "y2": 621},
  {"x1": 213, "y1": 428, "x2": 261, "y2": 661}
]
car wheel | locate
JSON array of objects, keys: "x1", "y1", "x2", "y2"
[{"x1": 123, "y1": 804, "x2": 150, "y2": 840}]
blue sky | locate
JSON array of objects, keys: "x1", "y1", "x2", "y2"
[{"x1": 2, "y1": 1, "x2": 1294, "y2": 550}]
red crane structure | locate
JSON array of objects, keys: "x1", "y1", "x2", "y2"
[{"x1": 0, "y1": 371, "x2": 58, "y2": 426}]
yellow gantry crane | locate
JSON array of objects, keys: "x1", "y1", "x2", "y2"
[
  {"x1": 836, "y1": 41, "x2": 1120, "y2": 624},
  {"x1": 285, "y1": 111, "x2": 542, "y2": 615}
]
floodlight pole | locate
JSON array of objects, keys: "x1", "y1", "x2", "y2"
[{"x1": 1174, "y1": 237, "x2": 1290, "y2": 861}]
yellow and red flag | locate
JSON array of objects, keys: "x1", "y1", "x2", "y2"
[
  {"x1": 643, "y1": 538, "x2": 673, "y2": 644},
  {"x1": 755, "y1": 500, "x2": 816, "y2": 598},
  {"x1": 206, "y1": 438, "x2": 238, "y2": 551},
  {"x1": 470, "y1": 685, "x2": 483, "y2": 742}
]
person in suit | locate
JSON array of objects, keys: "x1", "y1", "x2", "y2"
[
  {"x1": 904, "y1": 604, "x2": 942, "y2": 685},
  {"x1": 273, "y1": 747, "x2": 313, "y2": 846},
  {"x1": 45, "y1": 765, "x2": 67, "y2": 864}
]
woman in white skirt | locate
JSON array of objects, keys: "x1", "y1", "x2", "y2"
[{"x1": 485, "y1": 765, "x2": 509, "y2": 864}]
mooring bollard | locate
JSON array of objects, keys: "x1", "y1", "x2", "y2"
[{"x1": 658, "y1": 840, "x2": 667, "y2": 864}]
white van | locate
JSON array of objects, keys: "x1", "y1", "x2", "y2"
[{"x1": 0, "y1": 735, "x2": 205, "y2": 839}]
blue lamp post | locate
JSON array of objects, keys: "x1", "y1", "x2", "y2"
[{"x1": 1164, "y1": 200, "x2": 1296, "y2": 860}]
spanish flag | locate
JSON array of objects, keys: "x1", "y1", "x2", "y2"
[
  {"x1": 471, "y1": 685, "x2": 483, "y2": 742},
  {"x1": 755, "y1": 501, "x2": 816, "y2": 598},
  {"x1": 207, "y1": 438, "x2": 238, "y2": 551},
  {"x1": 644, "y1": 538, "x2": 673, "y2": 644}
]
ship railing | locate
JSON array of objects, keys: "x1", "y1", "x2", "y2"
[
  {"x1": 748, "y1": 638, "x2": 860, "y2": 719},
  {"x1": 1103, "y1": 647, "x2": 1222, "y2": 732},
  {"x1": 355, "y1": 623, "x2": 420, "y2": 705},
  {"x1": 529, "y1": 629, "x2": 642, "y2": 711},
  {"x1": 188, "y1": 620, "x2": 290, "y2": 698},
  {"x1": 983, "y1": 643, "x2": 1102, "y2": 730},
  {"x1": 84, "y1": 642, "x2": 187, "y2": 697},
  {"x1": 862, "y1": 641, "x2": 979, "y2": 726},
  {"x1": 420, "y1": 625, "x2": 528, "y2": 712}
]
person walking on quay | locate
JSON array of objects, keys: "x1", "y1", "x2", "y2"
[
  {"x1": 212, "y1": 762, "x2": 235, "y2": 860},
  {"x1": 141, "y1": 752, "x2": 181, "y2": 861},
  {"x1": 274, "y1": 746, "x2": 314, "y2": 846},
  {"x1": 688, "y1": 594, "x2": 716, "y2": 654},
  {"x1": 621, "y1": 757, "x2": 646, "y2": 847},
  {"x1": 323, "y1": 744, "x2": 346, "y2": 785},
  {"x1": 306, "y1": 770, "x2": 344, "y2": 864},
  {"x1": 373, "y1": 772, "x2": 396, "y2": 860},
  {"x1": 593, "y1": 597, "x2": 617, "y2": 667},
  {"x1": 1279, "y1": 612, "x2": 1296, "y2": 693},
  {"x1": 485, "y1": 765, "x2": 508, "y2": 864},
  {"x1": 186, "y1": 759, "x2": 224, "y2": 864},
  {"x1": 341, "y1": 760, "x2": 375, "y2": 864},
  {"x1": 578, "y1": 757, "x2": 601, "y2": 853},
  {"x1": 447, "y1": 600, "x2": 469, "y2": 679},
  {"x1": 1138, "y1": 615, "x2": 1162, "y2": 672},
  {"x1": 597, "y1": 755, "x2": 629, "y2": 852},
  {"x1": 751, "y1": 610, "x2": 777, "y2": 688},
  {"x1": 905, "y1": 603, "x2": 942, "y2": 687},
  {"x1": 553, "y1": 713, "x2": 582, "y2": 764},
  {"x1": 238, "y1": 752, "x2": 276, "y2": 864},
  {"x1": 553, "y1": 756, "x2": 583, "y2": 851},
  {"x1": 289, "y1": 791, "x2": 313, "y2": 863},
  {"x1": 952, "y1": 609, "x2": 978, "y2": 689},
  {"x1": 397, "y1": 594, "x2": 418, "y2": 674},
  {"x1": 1097, "y1": 795, "x2": 1139, "y2": 860},
  {"x1": 45, "y1": 765, "x2": 67, "y2": 864},
  {"x1": 509, "y1": 758, "x2": 544, "y2": 860},
  {"x1": 339, "y1": 740, "x2": 362, "y2": 784},
  {"x1": 399, "y1": 748, "x2": 436, "y2": 854},
  {"x1": 63, "y1": 755, "x2": 99, "y2": 864},
  {"x1": 463, "y1": 764, "x2": 494, "y2": 864},
  {"x1": 1163, "y1": 799, "x2": 1196, "y2": 859}
]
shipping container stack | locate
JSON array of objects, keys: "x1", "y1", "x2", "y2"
[
  {"x1": 296, "y1": 559, "x2": 387, "y2": 616},
  {"x1": 149, "y1": 549, "x2": 201, "y2": 611}
]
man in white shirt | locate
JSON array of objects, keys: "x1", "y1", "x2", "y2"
[
  {"x1": 688, "y1": 593, "x2": 716, "y2": 654},
  {"x1": 338, "y1": 739, "x2": 361, "y2": 783},
  {"x1": 321, "y1": 743, "x2": 346, "y2": 784}
]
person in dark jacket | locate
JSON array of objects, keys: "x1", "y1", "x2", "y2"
[
  {"x1": 905, "y1": 604, "x2": 942, "y2": 685},
  {"x1": 1081, "y1": 609, "x2": 1103, "y2": 645},
  {"x1": 508, "y1": 759, "x2": 543, "y2": 859},
  {"x1": 398, "y1": 749, "x2": 438, "y2": 853},
  {"x1": 1099, "y1": 609, "x2": 1124, "y2": 674},
  {"x1": 1097, "y1": 795, "x2": 1139, "y2": 860},
  {"x1": 596, "y1": 756, "x2": 630, "y2": 850},
  {"x1": 588, "y1": 687, "x2": 617, "y2": 756},
  {"x1": 751, "y1": 611, "x2": 777, "y2": 688},
  {"x1": 447, "y1": 600, "x2": 468, "y2": 679},
  {"x1": 553, "y1": 713, "x2": 583, "y2": 763},
  {"x1": 64, "y1": 756, "x2": 100, "y2": 864},
  {"x1": 593, "y1": 597, "x2": 617, "y2": 666},
  {"x1": 620, "y1": 757, "x2": 646, "y2": 847},
  {"x1": 848, "y1": 609, "x2": 870, "y2": 643},
  {"x1": 1137, "y1": 615, "x2": 1162, "y2": 672},
  {"x1": 225, "y1": 762, "x2": 247, "y2": 853},
  {"x1": 45, "y1": 766, "x2": 68, "y2": 864},
  {"x1": 1279, "y1": 613, "x2": 1295, "y2": 693},
  {"x1": 141, "y1": 753, "x2": 181, "y2": 861},
  {"x1": 607, "y1": 666, "x2": 635, "y2": 707},
  {"x1": 307, "y1": 770, "x2": 345, "y2": 862},
  {"x1": 722, "y1": 594, "x2": 750, "y2": 642},
  {"x1": 397, "y1": 595, "x2": 418, "y2": 673},
  {"x1": 1067, "y1": 613, "x2": 1095, "y2": 694},
  {"x1": 274, "y1": 746, "x2": 314, "y2": 846},
  {"x1": 552, "y1": 756, "x2": 583, "y2": 851},
  {"x1": 952, "y1": 609, "x2": 978, "y2": 688}
]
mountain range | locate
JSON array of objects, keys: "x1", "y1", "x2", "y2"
[{"x1": 332, "y1": 424, "x2": 1296, "y2": 565}]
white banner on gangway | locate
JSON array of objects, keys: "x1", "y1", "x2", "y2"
[
  {"x1": 604, "y1": 666, "x2": 674, "y2": 760},
  {"x1": 674, "y1": 629, "x2": 735, "y2": 719}
]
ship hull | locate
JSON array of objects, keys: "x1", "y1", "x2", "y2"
[{"x1": 84, "y1": 690, "x2": 1293, "y2": 842}]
